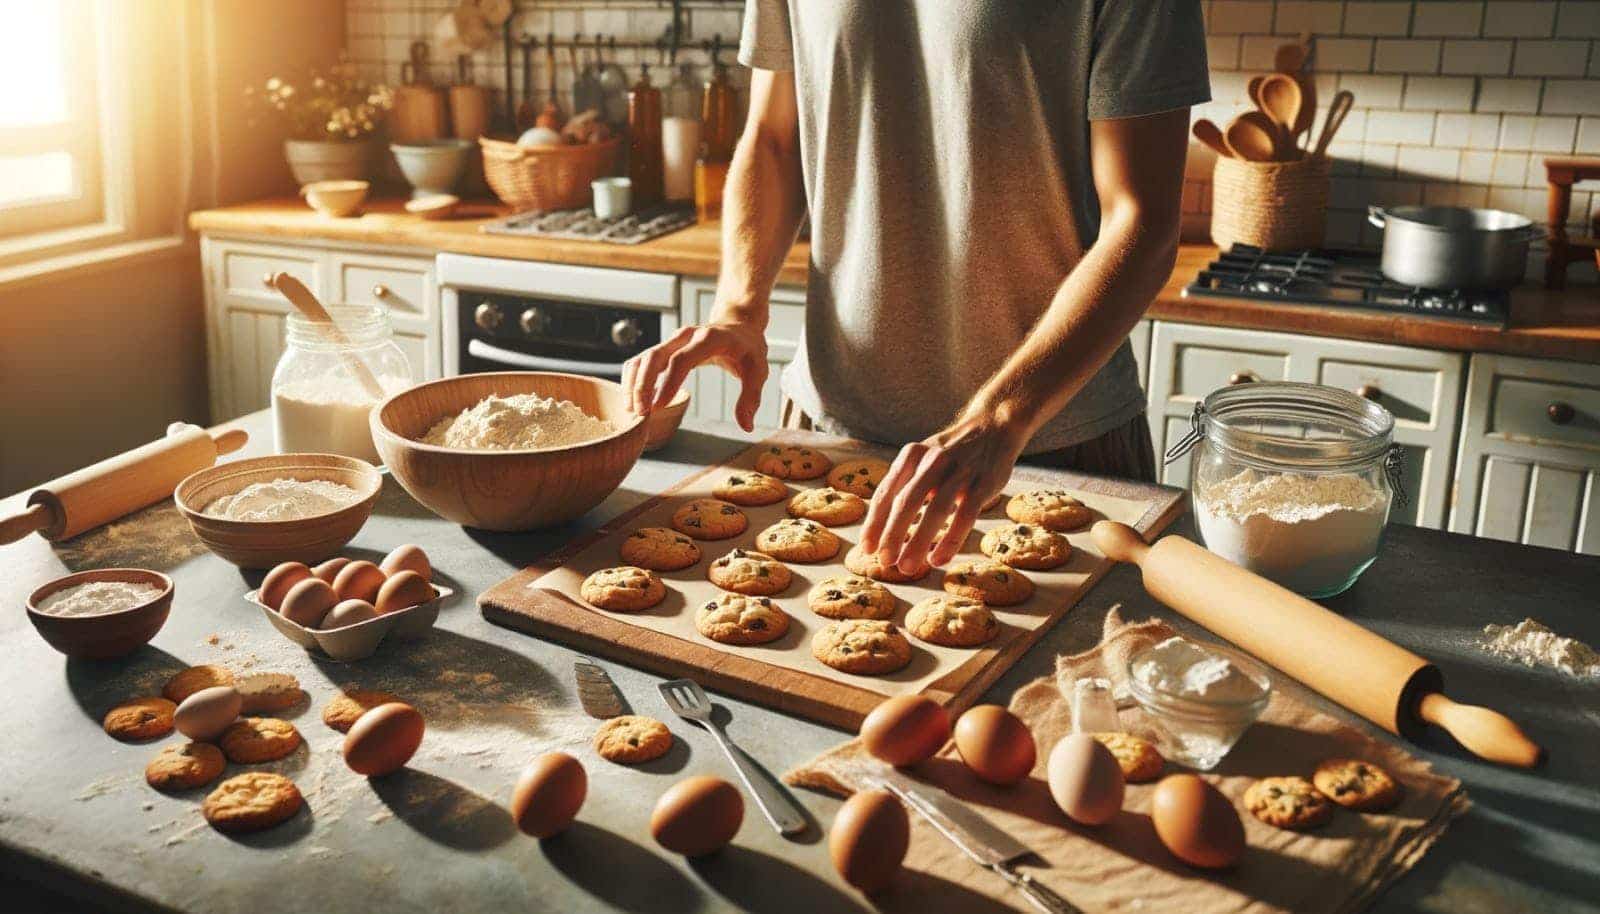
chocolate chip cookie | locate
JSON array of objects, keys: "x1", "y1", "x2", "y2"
[
  {"x1": 669, "y1": 498, "x2": 748, "y2": 540},
  {"x1": 826, "y1": 457, "x2": 890, "y2": 497},
  {"x1": 707, "y1": 548, "x2": 792, "y2": 596},
  {"x1": 619, "y1": 526, "x2": 703, "y2": 571},
  {"x1": 941, "y1": 559, "x2": 1035, "y2": 606},
  {"x1": 979, "y1": 523, "x2": 1072, "y2": 570},
  {"x1": 1006, "y1": 490, "x2": 1094, "y2": 531},
  {"x1": 811, "y1": 620, "x2": 913, "y2": 675},
  {"x1": 202, "y1": 772, "x2": 304, "y2": 833},
  {"x1": 712, "y1": 470, "x2": 789, "y2": 507},
  {"x1": 807, "y1": 575, "x2": 897, "y2": 620},
  {"x1": 1312, "y1": 758, "x2": 1402, "y2": 811},
  {"x1": 163, "y1": 664, "x2": 235, "y2": 704},
  {"x1": 843, "y1": 543, "x2": 930, "y2": 584},
  {"x1": 695, "y1": 593, "x2": 791, "y2": 645},
  {"x1": 102, "y1": 697, "x2": 177, "y2": 742},
  {"x1": 754, "y1": 444, "x2": 832, "y2": 480},
  {"x1": 1245, "y1": 776, "x2": 1335, "y2": 829},
  {"x1": 755, "y1": 517, "x2": 841, "y2": 563},
  {"x1": 1090, "y1": 732, "x2": 1164, "y2": 783},
  {"x1": 323, "y1": 689, "x2": 404, "y2": 733},
  {"x1": 786, "y1": 486, "x2": 867, "y2": 527},
  {"x1": 905, "y1": 595, "x2": 1000, "y2": 647},
  {"x1": 219, "y1": 717, "x2": 302, "y2": 764},
  {"x1": 593, "y1": 715, "x2": 673, "y2": 764},
  {"x1": 146, "y1": 742, "x2": 227, "y2": 791},
  {"x1": 581, "y1": 566, "x2": 668, "y2": 612},
  {"x1": 236, "y1": 672, "x2": 304, "y2": 713}
]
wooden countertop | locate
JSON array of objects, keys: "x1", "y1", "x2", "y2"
[{"x1": 190, "y1": 199, "x2": 1600, "y2": 362}]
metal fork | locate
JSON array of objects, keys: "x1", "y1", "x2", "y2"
[{"x1": 658, "y1": 678, "x2": 807, "y2": 835}]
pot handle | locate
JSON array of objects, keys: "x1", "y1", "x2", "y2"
[
  {"x1": 1514, "y1": 224, "x2": 1547, "y2": 243},
  {"x1": 1367, "y1": 205, "x2": 1387, "y2": 229}
]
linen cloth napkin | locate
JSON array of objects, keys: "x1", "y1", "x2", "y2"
[{"x1": 785, "y1": 611, "x2": 1468, "y2": 914}]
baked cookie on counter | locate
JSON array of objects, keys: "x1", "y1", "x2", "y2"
[
  {"x1": 708, "y1": 548, "x2": 792, "y2": 596},
  {"x1": 669, "y1": 498, "x2": 748, "y2": 540},
  {"x1": 787, "y1": 486, "x2": 867, "y2": 526},
  {"x1": 905, "y1": 595, "x2": 1000, "y2": 647},
  {"x1": 146, "y1": 742, "x2": 227, "y2": 792},
  {"x1": 1312, "y1": 758, "x2": 1402, "y2": 811},
  {"x1": 754, "y1": 445, "x2": 832, "y2": 480},
  {"x1": 941, "y1": 559, "x2": 1034, "y2": 606},
  {"x1": 811, "y1": 620, "x2": 913, "y2": 675},
  {"x1": 202, "y1": 772, "x2": 303, "y2": 833},
  {"x1": 696, "y1": 593, "x2": 791, "y2": 645},
  {"x1": 102, "y1": 697, "x2": 177, "y2": 742},
  {"x1": 619, "y1": 526, "x2": 703, "y2": 571},
  {"x1": 826, "y1": 457, "x2": 890, "y2": 497},
  {"x1": 1006, "y1": 490, "x2": 1094, "y2": 531},
  {"x1": 755, "y1": 518, "x2": 842, "y2": 563},
  {"x1": 807, "y1": 575, "x2": 897, "y2": 620},
  {"x1": 219, "y1": 717, "x2": 303, "y2": 764},
  {"x1": 979, "y1": 522, "x2": 1072, "y2": 570},
  {"x1": 323, "y1": 689, "x2": 405, "y2": 732},
  {"x1": 581, "y1": 566, "x2": 668, "y2": 612},
  {"x1": 593, "y1": 715, "x2": 673, "y2": 764},
  {"x1": 1091, "y1": 732, "x2": 1164, "y2": 783},
  {"x1": 711, "y1": 470, "x2": 789, "y2": 507},
  {"x1": 843, "y1": 543, "x2": 930, "y2": 584},
  {"x1": 1245, "y1": 776, "x2": 1334, "y2": 829},
  {"x1": 163, "y1": 665, "x2": 235, "y2": 704}
]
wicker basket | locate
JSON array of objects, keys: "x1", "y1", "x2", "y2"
[
  {"x1": 1210, "y1": 155, "x2": 1331, "y2": 252},
  {"x1": 479, "y1": 137, "x2": 620, "y2": 212}
]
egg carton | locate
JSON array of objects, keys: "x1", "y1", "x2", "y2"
[{"x1": 245, "y1": 585, "x2": 452, "y2": 662}]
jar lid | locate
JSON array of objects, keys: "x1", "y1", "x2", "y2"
[{"x1": 1167, "y1": 381, "x2": 1395, "y2": 473}]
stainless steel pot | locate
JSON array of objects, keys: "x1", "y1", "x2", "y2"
[{"x1": 1367, "y1": 205, "x2": 1543, "y2": 290}]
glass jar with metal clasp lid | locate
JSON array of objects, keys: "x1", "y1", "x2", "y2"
[{"x1": 1165, "y1": 381, "x2": 1406, "y2": 598}]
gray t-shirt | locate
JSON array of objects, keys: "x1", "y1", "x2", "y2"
[{"x1": 739, "y1": 1, "x2": 1209, "y2": 453}]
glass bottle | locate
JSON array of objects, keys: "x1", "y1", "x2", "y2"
[
  {"x1": 695, "y1": 58, "x2": 736, "y2": 222},
  {"x1": 270, "y1": 304, "x2": 413, "y2": 464},
  {"x1": 627, "y1": 62, "x2": 664, "y2": 208},
  {"x1": 662, "y1": 60, "x2": 701, "y2": 202}
]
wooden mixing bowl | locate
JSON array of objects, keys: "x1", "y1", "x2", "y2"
[
  {"x1": 174, "y1": 454, "x2": 382, "y2": 568},
  {"x1": 370, "y1": 372, "x2": 646, "y2": 531},
  {"x1": 644, "y1": 388, "x2": 691, "y2": 452},
  {"x1": 27, "y1": 568, "x2": 174, "y2": 659}
]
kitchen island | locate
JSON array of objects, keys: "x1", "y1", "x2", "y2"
[{"x1": 3, "y1": 411, "x2": 1597, "y2": 914}]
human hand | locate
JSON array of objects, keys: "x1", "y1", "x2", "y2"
[
  {"x1": 621, "y1": 322, "x2": 769, "y2": 431},
  {"x1": 858, "y1": 415, "x2": 1029, "y2": 576}
]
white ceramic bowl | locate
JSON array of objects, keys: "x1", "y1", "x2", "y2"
[
  {"x1": 390, "y1": 140, "x2": 475, "y2": 196},
  {"x1": 300, "y1": 179, "x2": 369, "y2": 217}
]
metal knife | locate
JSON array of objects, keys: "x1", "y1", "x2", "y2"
[
  {"x1": 873, "y1": 772, "x2": 1081, "y2": 914},
  {"x1": 573, "y1": 656, "x2": 626, "y2": 718}
]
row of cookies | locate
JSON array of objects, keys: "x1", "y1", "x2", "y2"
[{"x1": 1243, "y1": 757, "x2": 1403, "y2": 830}]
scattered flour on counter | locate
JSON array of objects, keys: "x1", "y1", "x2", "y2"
[
  {"x1": 420, "y1": 393, "x2": 614, "y2": 450},
  {"x1": 202, "y1": 478, "x2": 361, "y2": 521},
  {"x1": 1478, "y1": 618, "x2": 1600, "y2": 679},
  {"x1": 37, "y1": 581, "x2": 162, "y2": 617}
]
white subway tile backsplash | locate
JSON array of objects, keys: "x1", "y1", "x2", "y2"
[
  {"x1": 1276, "y1": 1, "x2": 1346, "y2": 35},
  {"x1": 1413, "y1": 2, "x2": 1484, "y2": 36},
  {"x1": 1512, "y1": 40, "x2": 1591, "y2": 76},
  {"x1": 1318, "y1": 37, "x2": 1378, "y2": 70},
  {"x1": 1499, "y1": 114, "x2": 1537, "y2": 148},
  {"x1": 1344, "y1": 2, "x2": 1414, "y2": 35},
  {"x1": 1578, "y1": 116, "x2": 1600, "y2": 152},
  {"x1": 1339, "y1": 73, "x2": 1407, "y2": 107},
  {"x1": 1460, "y1": 149, "x2": 1497, "y2": 182},
  {"x1": 1477, "y1": 77, "x2": 1543, "y2": 112},
  {"x1": 1374, "y1": 39, "x2": 1441, "y2": 73},
  {"x1": 1402, "y1": 75, "x2": 1476, "y2": 110},
  {"x1": 1558, "y1": 1, "x2": 1600, "y2": 37},
  {"x1": 1328, "y1": 140, "x2": 1367, "y2": 174},
  {"x1": 1398, "y1": 146, "x2": 1462, "y2": 180},
  {"x1": 1491, "y1": 151, "x2": 1531, "y2": 184},
  {"x1": 1361, "y1": 142, "x2": 1401, "y2": 175},
  {"x1": 1209, "y1": 1, "x2": 1276, "y2": 34},
  {"x1": 1542, "y1": 79, "x2": 1600, "y2": 115},
  {"x1": 1367, "y1": 108, "x2": 1437, "y2": 142},
  {"x1": 1484, "y1": 1, "x2": 1557, "y2": 37},
  {"x1": 1532, "y1": 115, "x2": 1579, "y2": 150},
  {"x1": 1440, "y1": 39, "x2": 1513, "y2": 74},
  {"x1": 1207, "y1": 36, "x2": 1242, "y2": 69},
  {"x1": 1240, "y1": 35, "x2": 1285, "y2": 70}
]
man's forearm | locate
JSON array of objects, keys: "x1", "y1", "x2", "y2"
[{"x1": 712, "y1": 115, "x2": 808, "y2": 329}]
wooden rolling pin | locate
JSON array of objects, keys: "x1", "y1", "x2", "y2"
[
  {"x1": 1092, "y1": 521, "x2": 1544, "y2": 769},
  {"x1": 0, "y1": 423, "x2": 248, "y2": 545}
]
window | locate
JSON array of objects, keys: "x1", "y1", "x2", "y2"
[{"x1": 0, "y1": 1, "x2": 104, "y2": 240}]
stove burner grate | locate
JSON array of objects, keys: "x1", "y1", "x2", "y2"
[{"x1": 481, "y1": 203, "x2": 697, "y2": 245}]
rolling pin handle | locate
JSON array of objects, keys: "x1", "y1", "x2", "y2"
[
  {"x1": 0, "y1": 502, "x2": 54, "y2": 546},
  {"x1": 212, "y1": 428, "x2": 249, "y2": 456},
  {"x1": 1091, "y1": 520, "x2": 1151, "y2": 565},
  {"x1": 1417, "y1": 692, "x2": 1544, "y2": 769}
]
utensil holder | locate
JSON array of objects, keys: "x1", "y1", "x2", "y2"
[{"x1": 1210, "y1": 155, "x2": 1331, "y2": 252}]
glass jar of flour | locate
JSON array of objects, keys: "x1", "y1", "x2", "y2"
[
  {"x1": 271, "y1": 304, "x2": 413, "y2": 464},
  {"x1": 1165, "y1": 382, "x2": 1403, "y2": 598}
]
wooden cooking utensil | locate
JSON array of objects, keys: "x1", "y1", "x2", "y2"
[
  {"x1": 536, "y1": 32, "x2": 562, "y2": 129},
  {"x1": 391, "y1": 41, "x2": 448, "y2": 143},
  {"x1": 1312, "y1": 89, "x2": 1355, "y2": 158},
  {"x1": 1092, "y1": 522, "x2": 1544, "y2": 769},
  {"x1": 1274, "y1": 39, "x2": 1309, "y2": 74},
  {"x1": 269, "y1": 273, "x2": 388, "y2": 401},
  {"x1": 1192, "y1": 119, "x2": 1232, "y2": 158},
  {"x1": 515, "y1": 35, "x2": 537, "y2": 131},
  {"x1": 1258, "y1": 74, "x2": 1304, "y2": 156},
  {"x1": 1225, "y1": 111, "x2": 1281, "y2": 162},
  {"x1": 449, "y1": 55, "x2": 491, "y2": 140},
  {"x1": 0, "y1": 423, "x2": 248, "y2": 545}
]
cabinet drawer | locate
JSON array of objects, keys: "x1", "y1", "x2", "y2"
[
  {"x1": 1170, "y1": 342, "x2": 1291, "y2": 400},
  {"x1": 332, "y1": 254, "x2": 436, "y2": 332},
  {"x1": 219, "y1": 243, "x2": 318, "y2": 301},
  {"x1": 1487, "y1": 375, "x2": 1600, "y2": 451},
  {"x1": 1315, "y1": 360, "x2": 1445, "y2": 427}
]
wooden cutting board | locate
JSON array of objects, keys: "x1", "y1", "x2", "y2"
[{"x1": 480, "y1": 431, "x2": 1186, "y2": 729}]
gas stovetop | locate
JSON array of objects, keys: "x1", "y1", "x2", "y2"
[
  {"x1": 1184, "y1": 245, "x2": 1510, "y2": 326},
  {"x1": 480, "y1": 203, "x2": 696, "y2": 245}
]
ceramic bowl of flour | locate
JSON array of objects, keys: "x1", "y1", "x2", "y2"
[
  {"x1": 370, "y1": 372, "x2": 647, "y2": 531},
  {"x1": 27, "y1": 568, "x2": 174, "y2": 659},
  {"x1": 174, "y1": 454, "x2": 383, "y2": 568}
]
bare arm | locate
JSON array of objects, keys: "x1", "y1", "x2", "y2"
[
  {"x1": 862, "y1": 109, "x2": 1190, "y2": 572},
  {"x1": 623, "y1": 68, "x2": 807, "y2": 430}
]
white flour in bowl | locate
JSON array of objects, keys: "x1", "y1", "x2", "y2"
[
  {"x1": 203, "y1": 478, "x2": 361, "y2": 521},
  {"x1": 420, "y1": 393, "x2": 614, "y2": 450},
  {"x1": 1193, "y1": 468, "x2": 1388, "y2": 595},
  {"x1": 38, "y1": 581, "x2": 162, "y2": 617}
]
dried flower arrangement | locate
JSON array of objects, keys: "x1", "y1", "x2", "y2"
[{"x1": 246, "y1": 55, "x2": 393, "y2": 141}]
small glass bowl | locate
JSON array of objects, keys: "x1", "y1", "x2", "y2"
[{"x1": 1126, "y1": 642, "x2": 1272, "y2": 770}]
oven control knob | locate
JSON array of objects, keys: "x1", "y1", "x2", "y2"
[
  {"x1": 519, "y1": 307, "x2": 550, "y2": 336},
  {"x1": 610, "y1": 318, "x2": 642, "y2": 348},
  {"x1": 474, "y1": 303, "x2": 504, "y2": 332}
]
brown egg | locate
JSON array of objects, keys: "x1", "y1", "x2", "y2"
[
  {"x1": 510, "y1": 752, "x2": 587, "y2": 838},
  {"x1": 1046, "y1": 734, "x2": 1125, "y2": 825},
  {"x1": 332, "y1": 560, "x2": 386, "y2": 603},
  {"x1": 953, "y1": 705, "x2": 1037, "y2": 786},
  {"x1": 373, "y1": 570, "x2": 436, "y2": 615},
  {"x1": 312, "y1": 556, "x2": 352, "y2": 584},
  {"x1": 279, "y1": 577, "x2": 339, "y2": 628},
  {"x1": 174, "y1": 685, "x2": 242, "y2": 742},
  {"x1": 829, "y1": 789, "x2": 909, "y2": 893},
  {"x1": 258, "y1": 562, "x2": 312, "y2": 610},
  {"x1": 1150, "y1": 774, "x2": 1245, "y2": 869},
  {"x1": 860, "y1": 695, "x2": 951, "y2": 767},
  {"x1": 651, "y1": 776, "x2": 743, "y2": 856},
  {"x1": 321, "y1": 598, "x2": 380, "y2": 630},
  {"x1": 380, "y1": 544, "x2": 432, "y2": 583},
  {"x1": 343, "y1": 702, "x2": 425, "y2": 776}
]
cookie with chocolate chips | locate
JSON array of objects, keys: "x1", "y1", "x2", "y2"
[
  {"x1": 806, "y1": 574, "x2": 896, "y2": 620},
  {"x1": 695, "y1": 593, "x2": 791, "y2": 645}
]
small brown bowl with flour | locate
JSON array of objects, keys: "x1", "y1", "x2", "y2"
[
  {"x1": 370, "y1": 372, "x2": 646, "y2": 531},
  {"x1": 27, "y1": 568, "x2": 174, "y2": 659},
  {"x1": 174, "y1": 454, "x2": 383, "y2": 568}
]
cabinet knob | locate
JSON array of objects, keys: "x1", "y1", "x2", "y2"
[
  {"x1": 1547, "y1": 401, "x2": 1575, "y2": 425},
  {"x1": 371, "y1": 283, "x2": 389, "y2": 300},
  {"x1": 1227, "y1": 371, "x2": 1258, "y2": 386},
  {"x1": 1356, "y1": 384, "x2": 1382, "y2": 401}
]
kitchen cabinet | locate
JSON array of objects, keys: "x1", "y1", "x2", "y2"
[
  {"x1": 1129, "y1": 319, "x2": 1151, "y2": 390},
  {"x1": 200, "y1": 237, "x2": 443, "y2": 420},
  {"x1": 1451, "y1": 353, "x2": 1600, "y2": 554},
  {"x1": 680, "y1": 277, "x2": 806, "y2": 430},
  {"x1": 1146, "y1": 322, "x2": 1465, "y2": 528}
]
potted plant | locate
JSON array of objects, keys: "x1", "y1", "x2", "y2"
[{"x1": 247, "y1": 56, "x2": 393, "y2": 185}]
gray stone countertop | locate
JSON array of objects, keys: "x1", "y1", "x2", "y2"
[{"x1": 1, "y1": 413, "x2": 1596, "y2": 914}]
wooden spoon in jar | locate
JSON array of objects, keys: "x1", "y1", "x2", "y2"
[
  {"x1": 1225, "y1": 111, "x2": 1281, "y2": 162},
  {"x1": 1192, "y1": 119, "x2": 1232, "y2": 158},
  {"x1": 270, "y1": 273, "x2": 388, "y2": 401},
  {"x1": 1258, "y1": 74, "x2": 1304, "y2": 157}
]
